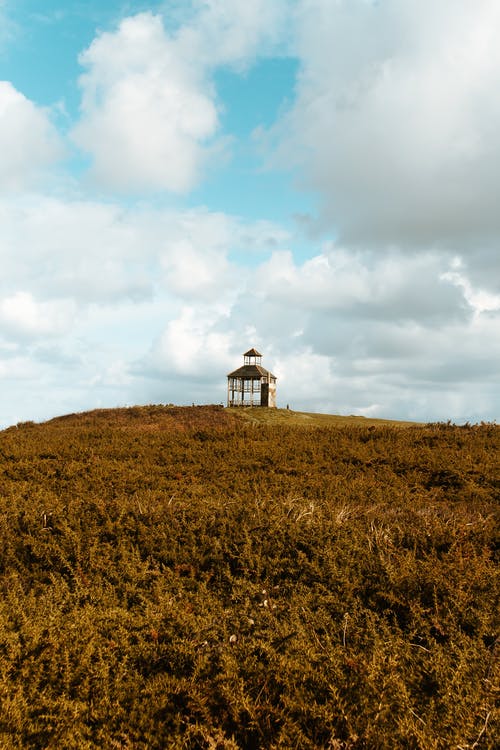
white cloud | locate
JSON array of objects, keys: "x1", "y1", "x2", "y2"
[
  {"x1": 0, "y1": 196, "x2": 156, "y2": 304},
  {"x1": 0, "y1": 82, "x2": 63, "y2": 189},
  {"x1": 72, "y1": 13, "x2": 218, "y2": 192},
  {"x1": 441, "y1": 267, "x2": 500, "y2": 316},
  {"x1": 0, "y1": 1, "x2": 498, "y2": 426},
  {"x1": 176, "y1": 0, "x2": 290, "y2": 70},
  {"x1": 0, "y1": 194, "x2": 289, "y2": 310},
  {"x1": 135, "y1": 236, "x2": 500, "y2": 423},
  {"x1": 272, "y1": 348, "x2": 336, "y2": 403},
  {"x1": 72, "y1": 4, "x2": 288, "y2": 192},
  {"x1": 275, "y1": 0, "x2": 500, "y2": 261},
  {"x1": 161, "y1": 240, "x2": 235, "y2": 300},
  {"x1": 0, "y1": 193, "x2": 296, "y2": 424},
  {"x1": 253, "y1": 246, "x2": 469, "y2": 323},
  {"x1": 146, "y1": 305, "x2": 233, "y2": 379},
  {"x1": 0, "y1": 190, "x2": 497, "y2": 425},
  {"x1": 0, "y1": 291, "x2": 75, "y2": 340}
]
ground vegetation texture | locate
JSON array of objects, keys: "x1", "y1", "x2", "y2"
[{"x1": 0, "y1": 405, "x2": 498, "y2": 749}]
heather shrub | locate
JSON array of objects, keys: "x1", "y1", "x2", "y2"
[{"x1": 0, "y1": 406, "x2": 497, "y2": 748}]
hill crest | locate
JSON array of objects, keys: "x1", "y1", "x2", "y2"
[{"x1": 5, "y1": 403, "x2": 421, "y2": 433}]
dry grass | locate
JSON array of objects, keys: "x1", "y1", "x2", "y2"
[
  {"x1": 0, "y1": 405, "x2": 498, "y2": 749},
  {"x1": 229, "y1": 406, "x2": 421, "y2": 427}
]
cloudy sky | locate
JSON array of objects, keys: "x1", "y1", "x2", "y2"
[{"x1": 0, "y1": 0, "x2": 499, "y2": 427}]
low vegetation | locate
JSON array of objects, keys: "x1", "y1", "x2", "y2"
[
  {"x1": 0, "y1": 405, "x2": 498, "y2": 749},
  {"x1": 231, "y1": 406, "x2": 421, "y2": 427}
]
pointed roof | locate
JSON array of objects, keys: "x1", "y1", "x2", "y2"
[
  {"x1": 227, "y1": 363, "x2": 276, "y2": 379},
  {"x1": 228, "y1": 348, "x2": 276, "y2": 380}
]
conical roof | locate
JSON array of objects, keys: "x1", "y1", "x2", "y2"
[{"x1": 243, "y1": 348, "x2": 262, "y2": 357}]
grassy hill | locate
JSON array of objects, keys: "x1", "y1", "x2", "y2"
[
  {"x1": 0, "y1": 405, "x2": 498, "y2": 749},
  {"x1": 230, "y1": 406, "x2": 421, "y2": 427}
]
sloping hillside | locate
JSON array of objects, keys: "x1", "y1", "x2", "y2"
[
  {"x1": 0, "y1": 405, "x2": 498, "y2": 749},
  {"x1": 230, "y1": 406, "x2": 421, "y2": 427}
]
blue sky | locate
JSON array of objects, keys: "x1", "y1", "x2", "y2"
[{"x1": 0, "y1": 0, "x2": 499, "y2": 426}]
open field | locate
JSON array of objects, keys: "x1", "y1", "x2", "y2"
[
  {"x1": 0, "y1": 405, "x2": 498, "y2": 749},
  {"x1": 230, "y1": 406, "x2": 421, "y2": 428}
]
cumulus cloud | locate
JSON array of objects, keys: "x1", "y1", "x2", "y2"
[
  {"x1": 0, "y1": 196, "x2": 155, "y2": 304},
  {"x1": 0, "y1": 82, "x2": 63, "y2": 189},
  {"x1": 275, "y1": 0, "x2": 500, "y2": 264},
  {"x1": 0, "y1": 1, "x2": 498, "y2": 426},
  {"x1": 253, "y1": 247, "x2": 470, "y2": 323},
  {"x1": 161, "y1": 240, "x2": 235, "y2": 301},
  {"x1": 72, "y1": 3, "x2": 288, "y2": 192},
  {"x1": 175, "y1": 0, "x2": 290, "y2": 69},
  {"x1": 72, "y1": 13, "x2": 218, "y2": 192},
  {"x1": 0, "y1": 196, "x2": 284, "y2": 307},
  {"x1": 139, "y1": 236, "x2": 500, "y2": 423},
  {"x1": 145, "y1": 305, "x2": 233, "y2": 378},
  {"x1": 0, "y1": 190, "x2": 497, "y2": 425},
  {"x1": 0, "y1": 291, "x2": 76, "y2": 340},
  {"x1": 0, "y1": 194, "x2": 296, "y2": 424}
]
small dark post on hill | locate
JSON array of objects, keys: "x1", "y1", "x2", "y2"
[{"x1": 227, "y1": 348, "x2": 277, "y2": 407}]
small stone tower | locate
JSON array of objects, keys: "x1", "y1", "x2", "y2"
[{"x1": 227, "y1": 348, "x2": 277, "y2": 407}]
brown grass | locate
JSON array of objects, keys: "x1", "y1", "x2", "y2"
[
  {"x1": 0, "y1": 405, "x2": 498, "y2": 749},
  {"x1": 229, "y1": 406, "x2": 421, "y2": 427}
]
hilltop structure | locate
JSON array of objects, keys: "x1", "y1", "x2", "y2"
[{"x1": 227, "y1": 348, "x2": 277, "y2": 407}]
